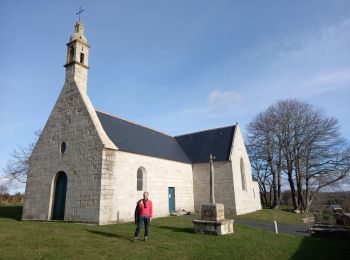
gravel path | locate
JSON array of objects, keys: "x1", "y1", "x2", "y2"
[{"x1": 234, "y1": 219, "x2": 311, "y2": 236}]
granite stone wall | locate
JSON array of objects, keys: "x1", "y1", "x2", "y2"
[
  {"x1": 192, "y1": 161, "x2": 236, "y2": 214},
  {"x1": 192, "y1": 124, "x2": 262, "y2": 215},
  {"x1": 22, "y1": 81, "x2": 108, "y2": 223},
  {"x1": 230, "y1": 125, "x2": 262, "y2": 215},
  {"x1": 99, "y1": 150, "x2": 194, "y2": 224}
]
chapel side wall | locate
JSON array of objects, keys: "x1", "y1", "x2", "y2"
[
  {"x1": 252, "y1": 180, "x2": 261, "y2": 209},
  {"x1": 98, "y1": 148, "x2": 118, "y2": 225},
  {"x1": 230, "y1": 126, "x2": 262, "y2": 215},
  {"x1": 22, "y1": 82, "x2": 105, "y2": 223},
  {"x1": 99, "y1": 151, "x2": 194, "y2": 224},
  {"x1": 192, "y1": 161, "x2": 236, "y2": 214}
]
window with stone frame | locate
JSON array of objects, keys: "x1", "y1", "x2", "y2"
[
  {"x1": 137, "y1": 167, "x2": 146, "y2": 191},
  {"x1": 80, "y1": 52, "x2": 84, "y2": 64},
  {"x1": 240, "y1": 157, "x2": 247, "y2": 191},
  {"x1": 69, "y1": 46, "x2": 75, "y2": 62}
]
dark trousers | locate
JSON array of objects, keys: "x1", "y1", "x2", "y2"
[{"x1": 134, "y1": 216, "x2": 150, "y2": 238}]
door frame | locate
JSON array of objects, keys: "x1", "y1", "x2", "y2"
[
  {"x1": 168, "y1": 187, "x2": 175, "y2": 213},
  {"x1": 51, "y1": 171, "x2": 68, "y2": 220}
]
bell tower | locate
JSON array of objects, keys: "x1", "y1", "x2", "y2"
[{"x1": 64, "y1": 20, "x2": 90, "y2": 93}]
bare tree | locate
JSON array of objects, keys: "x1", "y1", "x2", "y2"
[
  {"x1": 2, "y1": 130, "x2": 41, "y2": 184},
  {"x1": 247, "y1": 144, "x2": 272, "y2": 208},
  {"x1": 247, "y1": 107, "x2": 283, "y2": 208},
  {"x1": 247, "y1": 99, "x2": 350, "y2": 212},
  {"x1": 0, "y1": 184, "x2": 9, "y2": 195}
]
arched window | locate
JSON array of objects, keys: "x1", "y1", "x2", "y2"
[
  {"x1": 137, "y1": 167, "x2": 146, "y2": 191},
  {"x1": 240, "y1": 157, "x2": 247, "y2": 191}
]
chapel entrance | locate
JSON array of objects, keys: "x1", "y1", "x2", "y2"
[
  {"x1": 168, "y1": 187, "x2": 175, "y2": 213},
  {"x1": 52, "y1": 171, "x2": 67, "y2": 220}
]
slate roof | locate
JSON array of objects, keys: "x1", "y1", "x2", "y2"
[
  {"x1": 96, "y1": 110, "x2": 236, "y2": 164},
  {"x1": 175, "y1": 126, "x2": 235, "y2": 164},
  {"x1": 96, "y1": 111, "x2": 191, "y2": 163}
]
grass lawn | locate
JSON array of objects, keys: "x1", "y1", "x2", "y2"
[
  {"x1": 0, "y1": 205, "x2": 349, "y2": 259},
  {"x1": 232, "y1": 208, "x2": 307, "y2": 225}
]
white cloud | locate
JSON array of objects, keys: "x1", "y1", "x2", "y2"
[
  {"x1": 166, "y1": 88, "x2": 241, "y2": 115},
  {"x1": 216, "y1": 17, "x2": 350, "y2": 112},
  {"x1": 175, "y1": 88, "x2": 242, "y2": 118},
  {"x1": 147, "y1": 17, "x2": 350, "y2": 136},
  {"x1": 222, "y1": 17, "x2": 350, "y2": 108},
  {"x1": 208, "y1": 89, "x2": 241, "y2": 108},
  {"x1": 145, "y1": 88, "x2": 247, "y2": 135},
  {"x1": 302, "y1": 68, "x2": 350, "y2": 89}
]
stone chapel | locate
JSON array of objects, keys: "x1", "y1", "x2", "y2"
[{"x1": 22, "y1": 20, "x2": 261, "y2": 224}]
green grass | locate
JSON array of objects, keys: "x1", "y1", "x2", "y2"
[
  {"x1": 0, "y1": 206, "x2": 349, "y2": 259},
  {"x1": 232, "y1": 208, "x2": 307, "y2": 225}
]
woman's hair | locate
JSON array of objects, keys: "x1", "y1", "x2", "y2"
[{"x1": 143, "y1": 192, "x2": 149, "y2": 208}]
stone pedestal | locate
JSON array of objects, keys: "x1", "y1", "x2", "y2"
[
  {"x1": 192, "y1": 203, "x2": 234, "y2": 235},
  {"x1": 201, "y1": 203, "x2": 225, "y2": 221}
]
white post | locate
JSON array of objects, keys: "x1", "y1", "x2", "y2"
[{"x1": 273, "y1": 220, "x2": 278, "y2": 234}]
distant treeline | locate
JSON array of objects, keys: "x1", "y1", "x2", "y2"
[
  {"x1": 279, "y1": 191, "x2": 350, "y2": 212},
  {"x1": 0, "y1": 193, "x2": 24, "y2": 205}
]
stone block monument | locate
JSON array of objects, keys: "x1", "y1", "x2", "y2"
[{"x1": 192, "y1": 154, "x2": 234, "y2": 235}]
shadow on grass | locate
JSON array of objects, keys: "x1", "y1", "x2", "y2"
[
  {"x1": 156, "y1": 225, "x2": 194, "y2": 233},
  {"x1": 280, "y1": 208, "x2": 296, "y2": 213},
  {"x1": 0, "y1": 205, "x2": 23, "y2": 221},
  {"x1": 292, "y1": 236, "x2": 350, "y2": 259},
  {"x1": 295, "y1": 230, "x2": 309, "y2": 234},
  {"x1": 85, "y1": 229, "x2": 134, "y2": 242}
]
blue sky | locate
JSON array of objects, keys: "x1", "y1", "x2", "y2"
[{"x1": 1, "y1": 1, "x2": 350, "y2": 193}]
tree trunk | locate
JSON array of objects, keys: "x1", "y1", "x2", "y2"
[
  {"x1": 277, "y1": 144, "x2": 282, "y2": 203},
  {"x1": 304, "y1": 177, "x2": 310, "y2": 212},
  {"x1": 286, "y1": 159, "x2": 298, "y2": 210},
  {"x1": 269, "y1": 185, "x2": 273, "y2": 208},
  {"x1": 285, "y1": 146, "x2": 298, "y2": 210},
  {"x1": 258, "y1": 180, "x2": 268, "y2": 208},
  {"x1": 295, "y1": 158, "x2": 304, "y2": 211},
  {"x1": 268, "y1": 157, "x2": 278, "y2": 209}
]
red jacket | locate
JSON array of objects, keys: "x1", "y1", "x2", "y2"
[{"x1": 138, "y1": 199, "x2": 153, "y2": 218}]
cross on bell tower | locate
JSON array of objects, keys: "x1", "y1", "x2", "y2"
[{"x1": 75, "y1": 7, "x2": 84, "y2": 21}]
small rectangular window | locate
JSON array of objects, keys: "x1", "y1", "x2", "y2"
[
  {"x1": 80, "y1": 53, "x2": 84, "y2": 63},
  {"x1": 69, "y1": 46, "x2": 75, "y2": 62}
]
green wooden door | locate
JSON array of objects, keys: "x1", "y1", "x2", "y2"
[
  {"x1": 52, "y1": 172, "x2": 67, "y2": 220},
  {"x1": 168, "y1": 187, "x2": 175, "y2": 213}
]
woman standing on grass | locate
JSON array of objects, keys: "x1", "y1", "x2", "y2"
[{"x1": 134, "y1": 192, "x2": 153, "y2": 241}]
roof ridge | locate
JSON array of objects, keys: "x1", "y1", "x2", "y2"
[
  {"x1": 175, "y1": 124, "x2": 236, "y2": 138},
  {"x1": 95, "y1": 109, "x2": 175, "y2": 138}
]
